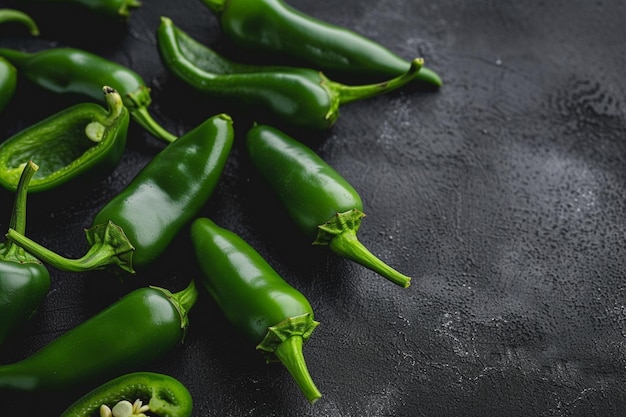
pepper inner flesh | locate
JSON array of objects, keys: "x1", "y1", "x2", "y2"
[{"x1": 6, "y1": 118, "x2": 99, "y2": 179}]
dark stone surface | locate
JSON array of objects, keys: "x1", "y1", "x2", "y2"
[{"x1": 1, "y1": 0, "x2": 625, "y2": 416}]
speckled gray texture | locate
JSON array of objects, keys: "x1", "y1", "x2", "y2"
[{"x1": 0, "y1": 0, "x2": 625, "y2": 416}]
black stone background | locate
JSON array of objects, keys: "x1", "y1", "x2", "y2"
[{"x1": 1, "y1": 0, "x2": 626, "y2": 416}]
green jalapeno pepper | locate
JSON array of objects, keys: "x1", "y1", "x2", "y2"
[
  {"x1": 190, "y1": 217, "x2": 321, "y2": 403},
  {"x1": 0, "y1": 281, "x2": 198, "y2": 392},
  {"x1": 0, "y1": 46, "x2": 177, "y2": 143},
  {"x1": 21, "y1": 0, "x2": 141, "y2": 20},
  {"x1": 200, "y1": 0, "x2": 442, "y2": 89},
  {"x1": 60, "y1": 371, "x2": 192, "y2": 417},
  {"x1": 0, "y1": 160, "x2": 50, "y2": 345},
  {"x1": 157, "y1": 16, "x2": 424, "y2": 131},
  {"x1": 6, "y1": 113, "x2": 235, "y2": 273},
  {"x1": 0, "y1": 86, "x2": 129, "y2": 193},
  {"x1": 0, "y1": 8, "x2": 39, "y2": 113},
  {"x1": 246, "y1": 124, "x2": 411, "y2": 288}
]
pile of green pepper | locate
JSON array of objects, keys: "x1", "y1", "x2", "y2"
[{"x1": 0, "y1": 0, "x2": 439, "y2": 412}]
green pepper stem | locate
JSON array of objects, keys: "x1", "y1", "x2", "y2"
[
  {"x1": 315, "y1": 209, "x2": 411, "y2": 288},
  {"x1": 150, "y1": 281, "x2": 198, "y2": 337},
  {"x1": 6, "y1": 220, "x2": 135, "y2": 273},
  {"x1": 331, "y1": 57, "x2": 424, "y2": 106},
  {"x1": 129, "y1": 107, "x2": 177, "y2": 144},
  {"x1": 274, "y1": 335, "x2": 322, "y2": 404},
  {"x1": 8, "y1": 161, "x2": 38, "y2": 235},
  {"x1": 0, "y1": 9, "x2": 40, "y2": 36}
]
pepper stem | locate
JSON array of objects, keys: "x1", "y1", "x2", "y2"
[
  {"x1": 331, "y1": 57, "x2": 424, "y2": 106},
  {"x1": 314, "y1": 209, "x2": 411, "y2": 288},
  {"x1": 274, "y1": 335, "x2": 322, "y2": 404},
  {"x1": 1, "y1": 161, "x2": 40, "y2": 263},
  {"x1": 9, "y1": 161, "x2": 38, "y2": 235},
  {"x1": 129, "y1": 107, "x2": 177, "y2": 144},
  {"x1": 6, "y1": 220, "x2": 135, "y2": 273},
  {"x1": 150, "y1": 280, "x2": 199, "y2": 340}
]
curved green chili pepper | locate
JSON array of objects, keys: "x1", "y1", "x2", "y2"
[
  {"x1": 0, "y1": 161, "x2": 50, "y2": 345},
  {"x1": 22, "y1": 0, "x2": 141, "y2": 20},
  {"x1": 0, "y1": 86, "x2": 129, "y2": 193},
  {"x1": 246, "y1": 124, "x2": 411, "y2": 288},
  {"x1": 0, "y1": 8, "x2": 40, "y2": 36},
  {"x1": 157, "y1": 16, "x2": 424, "y2": 131},
  {"x1": 0, "y1": 8, "x2": 39, "y2": 113},
  {"x1": 0, "y1": 281, "x2": 198, "y2": 392},
  {"x1": 190, "y1": 217, "x2": 321, "y2": 403},
  {"x1": 200, "y1": 0, "x2": 442, "y2": 88},
  {"x1": 7, "y1": 113, "x2": 234, "y2": 273},
  {"x1": 0, "y1": 46, "x2": 177, "y2": 143},
  {"x1": 60, "y1": 371, "x2": 192, "y2": 417}
]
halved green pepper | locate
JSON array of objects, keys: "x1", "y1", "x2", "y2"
[
  {"x1": 60, "y1": 372, "x2": 193, "y2": 417},
  {"x1": 246, "y1": 124, "x2": 411, "y2": 288},
  {"x1": 0, "y1": 86, "x2": 129, "y2": 193},
  {"x1": 0, "y1": 161, "x2": 50, "y2": 345},
  {"x1": 0, "y1": 281, "x2": 198, "y2": 392},
  {"x1": 157, "y1": 16, "x2": 424, "y2": 131},
  {"x1": 0, "y1": 46, "x2": 177, "y2": 143},
  {"x1": 190, "y1": 217, "x2": 321, "y2": 403}
]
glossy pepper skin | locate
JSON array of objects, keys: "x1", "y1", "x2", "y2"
[
  {"x1": 246, "y1": 124, "x2": 411, "y2": 288},
  {"x1": 60, "y1": 372, "x2": 193, "y2": 417},
  {"x1": 23, "y1": 0, "x2": 141, "y2": 20},
  {"x1": 0, "y1": 281, "x2": 198, "y2": 392},
  {"x1": 0, "y1": 46, "x2": 177, "y2": 143},
  {"x1": 0, "y1": 9, "x2": 39, "y2": 113},
  {"x1": 7, "y1": 113, "x2": 235, "y2": 273},
  {"x1": 190, "y1": 217, "x2": 321, "y2": 403},
  {"x1": 200, "y1": 0, "x2": 442, "y2": 89},
  {"x1": 0, "y1": 86, "x2": 129, "y2": 193},
  {"x1": 157, "y1": 16, "x2": 424, "y2": 131},
  {"x1": 0, "y1": 161, "x2": 50, "y2": 345}
]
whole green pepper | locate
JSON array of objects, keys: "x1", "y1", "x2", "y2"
[
  {"x1": 200, "y1": 0, "x2": 442, "y2": 88},
  {"x1": 0, "y1": 281, "x2": 198, "y2": 392},
  {"x1": 0, "y1": 160, "x2": 50, "y2": 345},
  {"x1": 246, "y1": 124, "x2": 411, "y2": 288},
  {"x1": 60, "y1": 371, "x2": 193, "y2": 417},
  {"x1": 190, "y1": 217, "x2": 321, "y2": 403},
  {"x1": 21, "y1": 0, "x2": 141, "y2": 20},
  {"x1": 0, "y1": 8, "x2": 39, "y2": 113},
  {"x1": 0, "y1": 86, "x2": 129, "y2": 193},
  {"x1": 157, "y1": 16, "x2": 424, "y2": 131},
  {"x1": 6, "y1": 113, "x2": 235, "y2": 273},
  {"x1": 0, "y1": 46, "x2": 177, "y2": 143}
]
